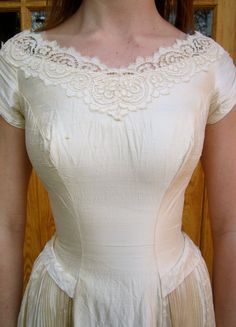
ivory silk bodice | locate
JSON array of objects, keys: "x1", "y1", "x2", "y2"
[{"x1": 0, "y1": 29, "x2": 236, "y2": 327}]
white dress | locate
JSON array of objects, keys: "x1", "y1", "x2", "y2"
[{"x1": 0, "y1": 29, "x2": 236, "y2": 327}]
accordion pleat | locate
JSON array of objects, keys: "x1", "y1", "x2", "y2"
[{"x1": 17, "y1": 259, "x2": 215, "y2": 327}]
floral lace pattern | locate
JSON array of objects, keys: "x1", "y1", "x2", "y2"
[{"x1": 1, "y1": 29, "x2": 225, "y2": 121}]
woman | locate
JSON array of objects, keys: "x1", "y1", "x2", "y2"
[{"x1": 0, "y1": 0, "x2": 236, "y2": 326}]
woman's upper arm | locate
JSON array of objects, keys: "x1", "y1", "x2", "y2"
[
  {"x1": 201, "y1": 43, "x2": 236, "y2": 237},
  {"x1": 0, "y1": 40, "x2": 32, "y2": 232},
  {"x1": 201, "y1": 104, "x2": 236, "y2": 237},
  {"x1": 0, "y1": 117, "x2": 32, "y2": 232}
]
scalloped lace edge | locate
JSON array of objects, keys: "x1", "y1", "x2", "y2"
[{"x1": 0, "y1": 30, "x2": 225, "y2": 121}]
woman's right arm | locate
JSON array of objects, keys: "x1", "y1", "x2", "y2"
[{"x1": 0, "y1": 117, "x2": 32, "y2": 327}]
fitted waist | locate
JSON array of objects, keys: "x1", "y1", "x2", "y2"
[
  {"x1": 53, "y1": 231, "x2": 184, "y2": 278},
  {"x1": 54, "y1": 238, "x2": 159, "y2": 276},
  {"x1": 31, "y1": 231, "x2": 202, "y2": 298}
]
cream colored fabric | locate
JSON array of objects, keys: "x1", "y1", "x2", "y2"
[
  {"x1": 0, "y1": 29, "x2": 236, "y2": 326},
  {"x1": 166, "y1": 260, "x2": 215, "y2": 326},
  {"x1": 17, "y1": 233, "x2": 215, "y2": 326}
]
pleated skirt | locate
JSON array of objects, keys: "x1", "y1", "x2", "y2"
[{"x1": 17, "y1": 255, "x2": 216, "y2": 327}]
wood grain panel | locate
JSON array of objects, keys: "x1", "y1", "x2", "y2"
[
  {"x1": 200, "y1": 189, "x2": 214, "y2": 280},
  {"x1": 215, "y1": 0, "x2": 236, "y2": 55},
  {"x1": 182, "y1": 162, "x2": 205, "y2": 247}
]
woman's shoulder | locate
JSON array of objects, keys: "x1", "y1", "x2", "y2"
[
  {"x1": 0, "y1": 28, "x2": 233, "y2": 89},
  {"x1": 0, "y1": 29, "x2": 34, "y2": 71},
  {"x1": 0, "y1": 28, "x2": 229, "y2": 71},
  {"x1": 0, "y1": 29, "x2": 38, "y2": 60},
  {"x1": 166, "y1": 29, "x2": 227, "y2": 65},
  {"x1": 0, "y1": 28, "x2": 226, "y2": 62}
]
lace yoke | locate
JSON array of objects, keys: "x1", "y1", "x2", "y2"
[{"x1": 0, "y1": 29, "x2": 225, "y2": 121}]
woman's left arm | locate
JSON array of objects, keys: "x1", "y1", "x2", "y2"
[{"x1": 201, "y1": 104, "x2": 236, "y2": 326}]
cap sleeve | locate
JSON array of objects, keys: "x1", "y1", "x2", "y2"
[
  {"x1": 0, "y1": 39, "x2": 25, "y2": 129},
  {"x1": 207, "y1": 49, "x2": 236, "y2": 125}
]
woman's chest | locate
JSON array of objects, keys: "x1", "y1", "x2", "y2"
[{"x1": 19, "y1": 70, "x2": 212, "y2": 188}]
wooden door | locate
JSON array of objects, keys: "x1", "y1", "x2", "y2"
[{"x1": 0, "y1": 0, "x2": 235, "y2": 292}]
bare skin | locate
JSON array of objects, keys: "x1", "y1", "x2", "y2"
[
  {"x1": 0, "y1": 119, "x2": 32, "y2": 327},
  {"x1": 201, "y1": 108, "x2": 236, "y2": 326},
  {"x1": 41, "y1": 0, "x2": 186, "y2": 69}
]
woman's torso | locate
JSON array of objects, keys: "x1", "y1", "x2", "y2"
[{"x1": 0, "y1": 28, "x2": 224, "y2": 299}]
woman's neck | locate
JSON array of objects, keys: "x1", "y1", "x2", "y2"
[{"x1": 69, "y1": 0, "x2": 166, "y2": 39}]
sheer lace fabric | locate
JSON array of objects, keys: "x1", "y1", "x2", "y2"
[{"x1": 1, "y1": 29, "x2": 224, "y2": 121}]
